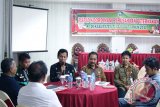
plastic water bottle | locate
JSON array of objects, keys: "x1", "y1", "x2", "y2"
[
  {"x1": 152, "y1": 48, "x2": 155, "y2": 53},
  {"x1": 81, "y1": 72, "x2": 89, "y2": 88},
  {"x1": 130, "y1": 76, "x2": 134, "y2": 84},
  {"x1": 115, "y1": 59, "x2": 119, "y2": 67},
  {"x1": 90, "y1": 72, "x2": 96, "y2": 91},
  {"x1": 68, "y1": 73, "x2": 73, "y2": 88},
  {"x1": 112, "y1": 60, "x2": 115, "y2": 70},
  {"x1": 105, "y1": 59, "x2": 109, "y2": 70},
  {"x1": 91, "y1": 72, "x2": 95, "y2": 83}
]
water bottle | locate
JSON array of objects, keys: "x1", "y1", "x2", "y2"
[
  {"x1": 152, "y1": 48, "x2": 155, "y2": 53},
  {"x1": 68, "y1": 73, "x2": 73, "y2": 88},
  {"x1": 90, "y1": 72, "x2": 96, "y2": 91},
  {"x1": 105, "y1": 59, "x2": 109, "y2": 70},
  {"x1": 111, "y1": 60, "x2": 115, "y2": 70},
  {"x1": 115, "y1": 59, "x2": 119, "y2": 67},
  {"x1": 80, "y1": 71, "x2": 86, "y2": 79},
  {"x1": 130, "y1": 76, "x2": 134, "y2": 84},
  {"x1": 81, "y1": 72, "x2": 89, "y2": 88},
  {"x1": 91, "y1": 72, "x2": 95, "y2": 83}
]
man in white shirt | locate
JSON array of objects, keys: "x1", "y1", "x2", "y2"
[{"x1": 18, "y1": 61, "x2": 62, "y2": 107}]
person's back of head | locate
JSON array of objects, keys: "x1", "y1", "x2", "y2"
[
  {"x1": 143, "y1": 57, "x2": 159, "y2": 70},
  {"x1": 1, "y1": 58, "x2": 15, "y2": 74},
  {"x1": 28, "y1": 61, "x2": 47, "y2": 83}
]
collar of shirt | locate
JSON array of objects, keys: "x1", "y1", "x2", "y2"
[
  {"x1": 120, "y1": 63, "x2": 132, "y2": 68},
  {"x1": 27, "y1": 82, "x2": 46, "y2": 89},
  {"x1": 57, "y1": 62, "x2": 69, "y2": 69},
  {"x1": 1, "y1": 73, "x2": 15, "y2": 79},
  {"x1": 87, "y1": 64, "x2": 99, "y2": 70}
]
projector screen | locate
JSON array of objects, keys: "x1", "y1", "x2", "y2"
[{"x1": 12, "y1": 5, "x2": 48, "y2": 52}]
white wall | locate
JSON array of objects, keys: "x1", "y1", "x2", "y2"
[
  {"x1": 13, "y1": 1, "x2": 112, "y2": 69},
  {"x1": 0, "y1": 0, "x2": 4, "y2": 63},
  {"x1": 13, "y1": 1, "x2": 160, "y2": 72}
]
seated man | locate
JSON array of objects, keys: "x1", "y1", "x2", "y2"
[
  {"x1": 15, "y1": 53, "x2": 31, "y2": 86},
  {"x1": 119, "y1": 57, "x2": 160, "y2": 107},
  {"x1": 81, "y1": 51, "x2": 106, "y2": 81},
  {"x1": 50, "y1": 49, "x2": 75, "y2": 82},
  {"x1": 114, "y1": 51, "x2": 138, "y2": 98},
  {"x1": 0, "y1": 58, "x2": 20, "y2": 106},
  {"x1": 18, "y1": 61, "x2": 62, "y2": 107}
]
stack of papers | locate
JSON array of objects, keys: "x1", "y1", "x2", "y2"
[
  {"x1": 95, "y1": 81, "x2": 110, "y2": 86},
  {"x1": 47, "y1": 85, "x2": 67, "y2": 92},
  {"x1": 102, "y1": 85, "x2": 115, "y2": 88}
]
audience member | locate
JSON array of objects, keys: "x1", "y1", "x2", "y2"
[
  {"x1": 114, "y1": 50, "x2": 138, "y2": 98},
  {"x1": 18, "y1": 61, "x2": 62, "y2": 107},
  {"x1": 81, "y1": 51, "x2": 106, "y2": 81},
  {"x1": 50, "y1": 49, "x2": 75, "y2": 82},
  {"x1": 15, "y1": 53, "x2": 31, "y2": 86},
  {"x1": 0, "y1": 58, "x2": 20, "y2": 106},
  {"x1": 119, "y1": 57, "x2": 160, "y2": 107}
]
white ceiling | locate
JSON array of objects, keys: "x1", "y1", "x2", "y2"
[{"x1": 18, "y1": 0, "x2": 160, "y2": 4}]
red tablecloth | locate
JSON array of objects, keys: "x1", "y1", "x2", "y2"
[
  {"x1": 78, "y1": 52, "x2": 160, "y2": 71},
  {"x1": 104, "y1": 70, "x2": 114, "y2": 85},
  {"x1": 45, "y1": 82, "x2": 118, "y2": 107}
]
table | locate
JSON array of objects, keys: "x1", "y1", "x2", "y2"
[
  {"x1": 104, "y1": 70, "x2": 114, "y2": 85},
  {"x1": 78, "y1": 52, "x2": 160, "y2": 71},
  {"x1": 45, "y1": 82, "x2": 119, "y2": 107}
]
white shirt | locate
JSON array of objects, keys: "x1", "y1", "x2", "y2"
[{"x1": 18, "y1": 82, "x2": 62, "y2": 107}]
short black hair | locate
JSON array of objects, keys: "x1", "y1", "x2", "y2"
[
  {"x1": 28, "y1": 61, "x2": 47, "y2": 82},
  {"x1": 88, "y1": 51, "x2": 98, "y2": 59},
  {"x1": 1, "y1": 58, "x2": 14, "y2": 73},
  {"x1": 57, "y1": 49, "x2": 68, "y2": 57},
  {"x1": 18, "y1": 53, "x2": 30, "y2": 62},
  {"x1": 121, "y1": 50, "x2": 131, "y2": 58},
  {"x1": 143, "y1": 57, "x2": 160, "y2": 70}
]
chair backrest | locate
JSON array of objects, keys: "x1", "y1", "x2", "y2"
[
  {"x1": 126, "y1": 43, "x2": 138, "y2": 53},
  {"x1": 151, "y1": 44, "x2": 160, "y2": 53},
  {"x1": 138, "y1": 66, "x2": 146, "y2": 79},
  {"x1": 156, "y1": 100, "x2": 160, "y2": 107},
  {"x1": 0, "y1": 90, "x2": 15, "y2": 107},
  {"x1": 46, "y1": 75, "x2": 50, "y2": 82},
  {"x1": 71, "y1": 43, "x2": 84, "y2": 70},
  {"x1": 0, "y1": 99, "x2": 8, "y2": 107},
  {"x1": 97, "y1": 43, "x2": 109, "y2": 53},
  {"x1": 16, "y1": 104, "x2": 28, "y2": 107},
  {"x1": 72, "y1": 43, "x2": 84, "y2": 56}
]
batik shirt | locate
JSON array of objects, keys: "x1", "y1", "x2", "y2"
[{"x1": 114, "y1": 63, "x2": 138, "y2": 88}]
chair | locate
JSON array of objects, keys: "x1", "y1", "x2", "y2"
[
  {"x1": 126, "y1": 43, "x2": 138, "y2": 53},
  {"x1": 156, "y1": 100, "x2": 160, "y2": 107},
  {"x1": 0, "y1": 99, "x2": 8, "y2": 107},
  {"x1": 0, "y1": 90, "x2": 15, "y2": 107},
  {"x1": 46, "y1": 75, "x2": 50, "y2": 82},
  {"x1": 16, "y1": 104, "x2": 28, "y2": 107},
  {"x1": 97, "y1": 43, "x2": 110, "y2": 53},
  {"x1": 71, "y1": 43, "x2": 84, "y2": 71},
  {"x1": 138, "y1": 66, "x2": 146, "y2": 79},
  {"x1": 151, "y1": 44, "x2": 160, "y2": 53}
]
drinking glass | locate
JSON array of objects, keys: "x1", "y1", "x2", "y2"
[
  {"x1": 76, "y1": 77, "x2": 81, "y2": 89},
  {"x1": 87, "y1": 75, "x2": 91, "y2": 83},
  {"x1": 64, "y1": 74, "x2": 69, "y2": 83},
  {"x1": 90, "y1": 82, "x2": 95, "y2": 91},
  {"x1": 60, "y1": 75, "x2": 65, "y2": 86}
]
